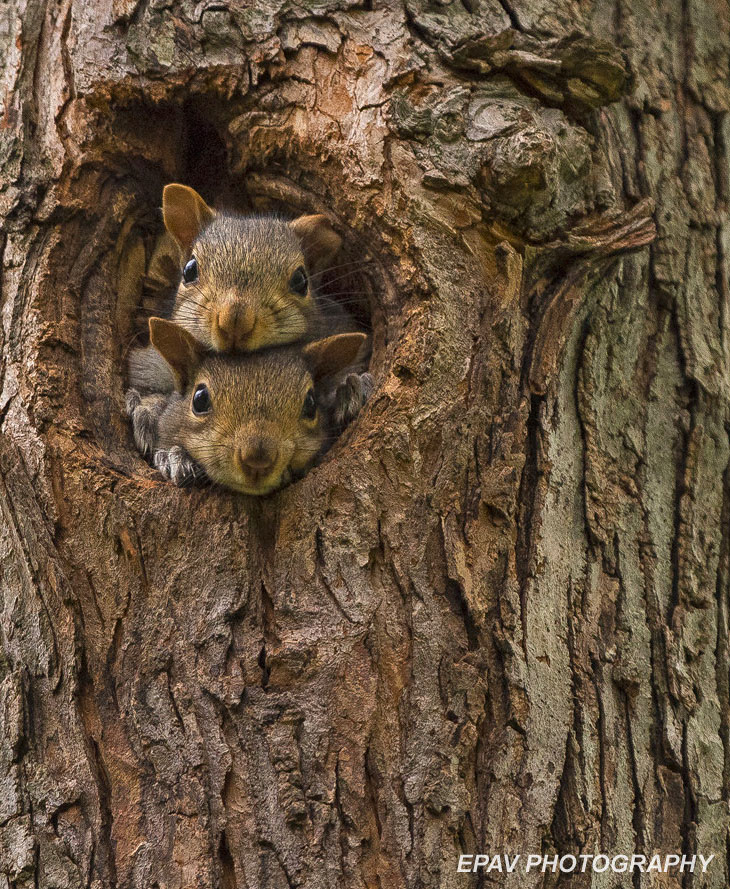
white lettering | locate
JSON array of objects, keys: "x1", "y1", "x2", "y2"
[
  {"x1": 505, "y1": 855, "x2": 520, "y2": 873},
  {"x1": 559, "y1": 855, "x2": 577, "y2": 873},
  {"x1": 699, "y1": 855, "x2": 714, "y2": 873},
  {"x1": 593, "y1": 855, "x2": 609, "y2": 873},
  {"x1": 646, "y1": 855, "x2": 661, "y2": 872},
  {"x1": 612, "y1": 855, "x2": 628, "y2": 873},
  {"x1": 525, "y1": 855, "x2": 542, "y2": 872},
  {"x1": 457, "y1": 855, "x2": 473, "y2": 873},
  {"x1": 457, "y1": 850, "x2": 714, "y2": 875}
]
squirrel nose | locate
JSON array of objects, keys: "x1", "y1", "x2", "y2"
[
  {"x1": 236, "y1": 437, "x2": 279, "y2": 481},
  {"x1": 235, "y1": 307, "x2": 256, "y2": 349},
  {"x1": 213, "y1": 305, "x2": 255, "y2": 351}
]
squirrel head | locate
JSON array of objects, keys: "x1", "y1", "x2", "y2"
[
  {"x1": 162, "y1": 184, "x2": 342, "y2": 353},
  {"x1": 149, "y1": 317, "x2": 367, "y2": 495}
]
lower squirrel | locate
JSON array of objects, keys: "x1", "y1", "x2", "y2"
[
  {"x1": 127, "y1": 318, "x2": 370, "y2": 494},
  {"x1": 127, "y1": 183, "x2": 373, "y2": 478}
]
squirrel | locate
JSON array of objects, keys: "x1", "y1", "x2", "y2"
[
  {"x1": 129, "y1": 183, "x2": 354, "y2": 391},
  {"x1": 126, "y1": 184, "x2": 373, "y2": 480},
  {"x1": 126, "y1": 318, "x2": 367, "y2": 494}
]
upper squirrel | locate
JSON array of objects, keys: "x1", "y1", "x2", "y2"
[
  {"x1": 132, "y1": 317, "x2": 367, "y2": 495},
  {"x1": 129, "y1": 183, "x2": 349, "y2": 394}
]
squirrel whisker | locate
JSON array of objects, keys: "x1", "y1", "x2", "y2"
[{"x1": 308, "y1": 258, "x2": 373, "y2": 279}]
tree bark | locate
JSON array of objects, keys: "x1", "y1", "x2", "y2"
[{"x1": 0, "y1": 0, "x2": 727, "y2": 887}]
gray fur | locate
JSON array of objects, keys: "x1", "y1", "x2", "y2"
[
  {"x1": 126, "y1": 388, "x2": 172, "y2": 460},
  {"x1": 153, "y1": 446, "x2": 200, "y2": 486},
  {"x1": 182, "y1": 214, "x2": 305, "y2": 292},
  {"x1": 329, "y1": 372, "x2": 375, "y2": 433},
  {"x1": 127, "y1": 387, "x2": 201, "y2": 484},
  {"x1": 127, "y1": 349, "x2": 373, "y2": 490},
  {"x1": 128, "y1": 346, "x2": 177, "y2": 395}
]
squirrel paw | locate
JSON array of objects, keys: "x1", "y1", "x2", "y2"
[
  {"x1": 332, "y1": 372, "x2": 374, "y2": 431},
  {"x1": 126, "y1": 389, "x2": 167, "y2": 458},
  {"x1": 125, "y1": 388, "x2": 141, "y2": 417},
  {"x1": 153, "y1": 446, "x2": 200, "y2": 487}
]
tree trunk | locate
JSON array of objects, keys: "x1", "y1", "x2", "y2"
[{"x1": 0, "y1": 0, "x2": 727, "y2": 887}]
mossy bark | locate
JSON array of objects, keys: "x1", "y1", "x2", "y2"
[{"x1": 0, "y1": 0, "x2": 727, "y2": 887}]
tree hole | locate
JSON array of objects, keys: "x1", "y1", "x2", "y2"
[{"x1": 96, "y1": 97, "x2": 384, "y2": 492}]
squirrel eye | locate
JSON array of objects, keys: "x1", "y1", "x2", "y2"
[
  {"x1": 191, "y1": 383, "x2": 211, "y2": 415},
  {"x1": 289, "y1": 266, "x2": 308, "y2": 296},
  {"x1": 301, "y1": 388, "x2": 317, "y2": 421},
  {"x1": 183, "y1": 257, "x2": 199, "y2": 284}
]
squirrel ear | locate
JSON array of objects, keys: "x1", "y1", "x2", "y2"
[
  {"x1": 302, "y1": 332, "x2": 368, "y2": 381},
  {"x1": 149, "y1": 317, "x2": 205, "y2": 391},
  {"x1": 289, "y1": 214, "x2": 342, "y2": 271},
  {"x1": 162, "y1": 184, "x2": 216, "y2": 253}
]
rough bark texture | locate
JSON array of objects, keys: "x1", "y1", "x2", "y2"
[{"x1": 0, "y1": 0, "x2": 727, "y2": 887}]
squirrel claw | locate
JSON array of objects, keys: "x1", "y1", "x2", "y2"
[
  {"x1": 125, "y1": 388, "x2": 142, "y2": 417},
  {"x1": 153, "y1": 446, "x2": 200, "y2": 487},
  {"x1": 127, "y1": 389, "x2": 167, "y2": 458},
  {"x1": 332, "y1": 372, "x2": 374, "y2": 431}
]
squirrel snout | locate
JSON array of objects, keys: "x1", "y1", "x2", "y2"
[
  {"x1": 212, "y1": 304, "x2": 257, "y2": 351},
  {"x1": 235, "y1": 436, "x2": 280, "y2": 484}
]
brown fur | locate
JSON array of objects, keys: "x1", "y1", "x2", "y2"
[
  {"x1": 163, "y1": 183, "x2": 343, "y2": 352},
  {"x1": 149, "y1": 318, "x2": 366, "y2": 495},
  {"x1": 126, "y1": 185, "x2": 370, "y2": 474}
]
